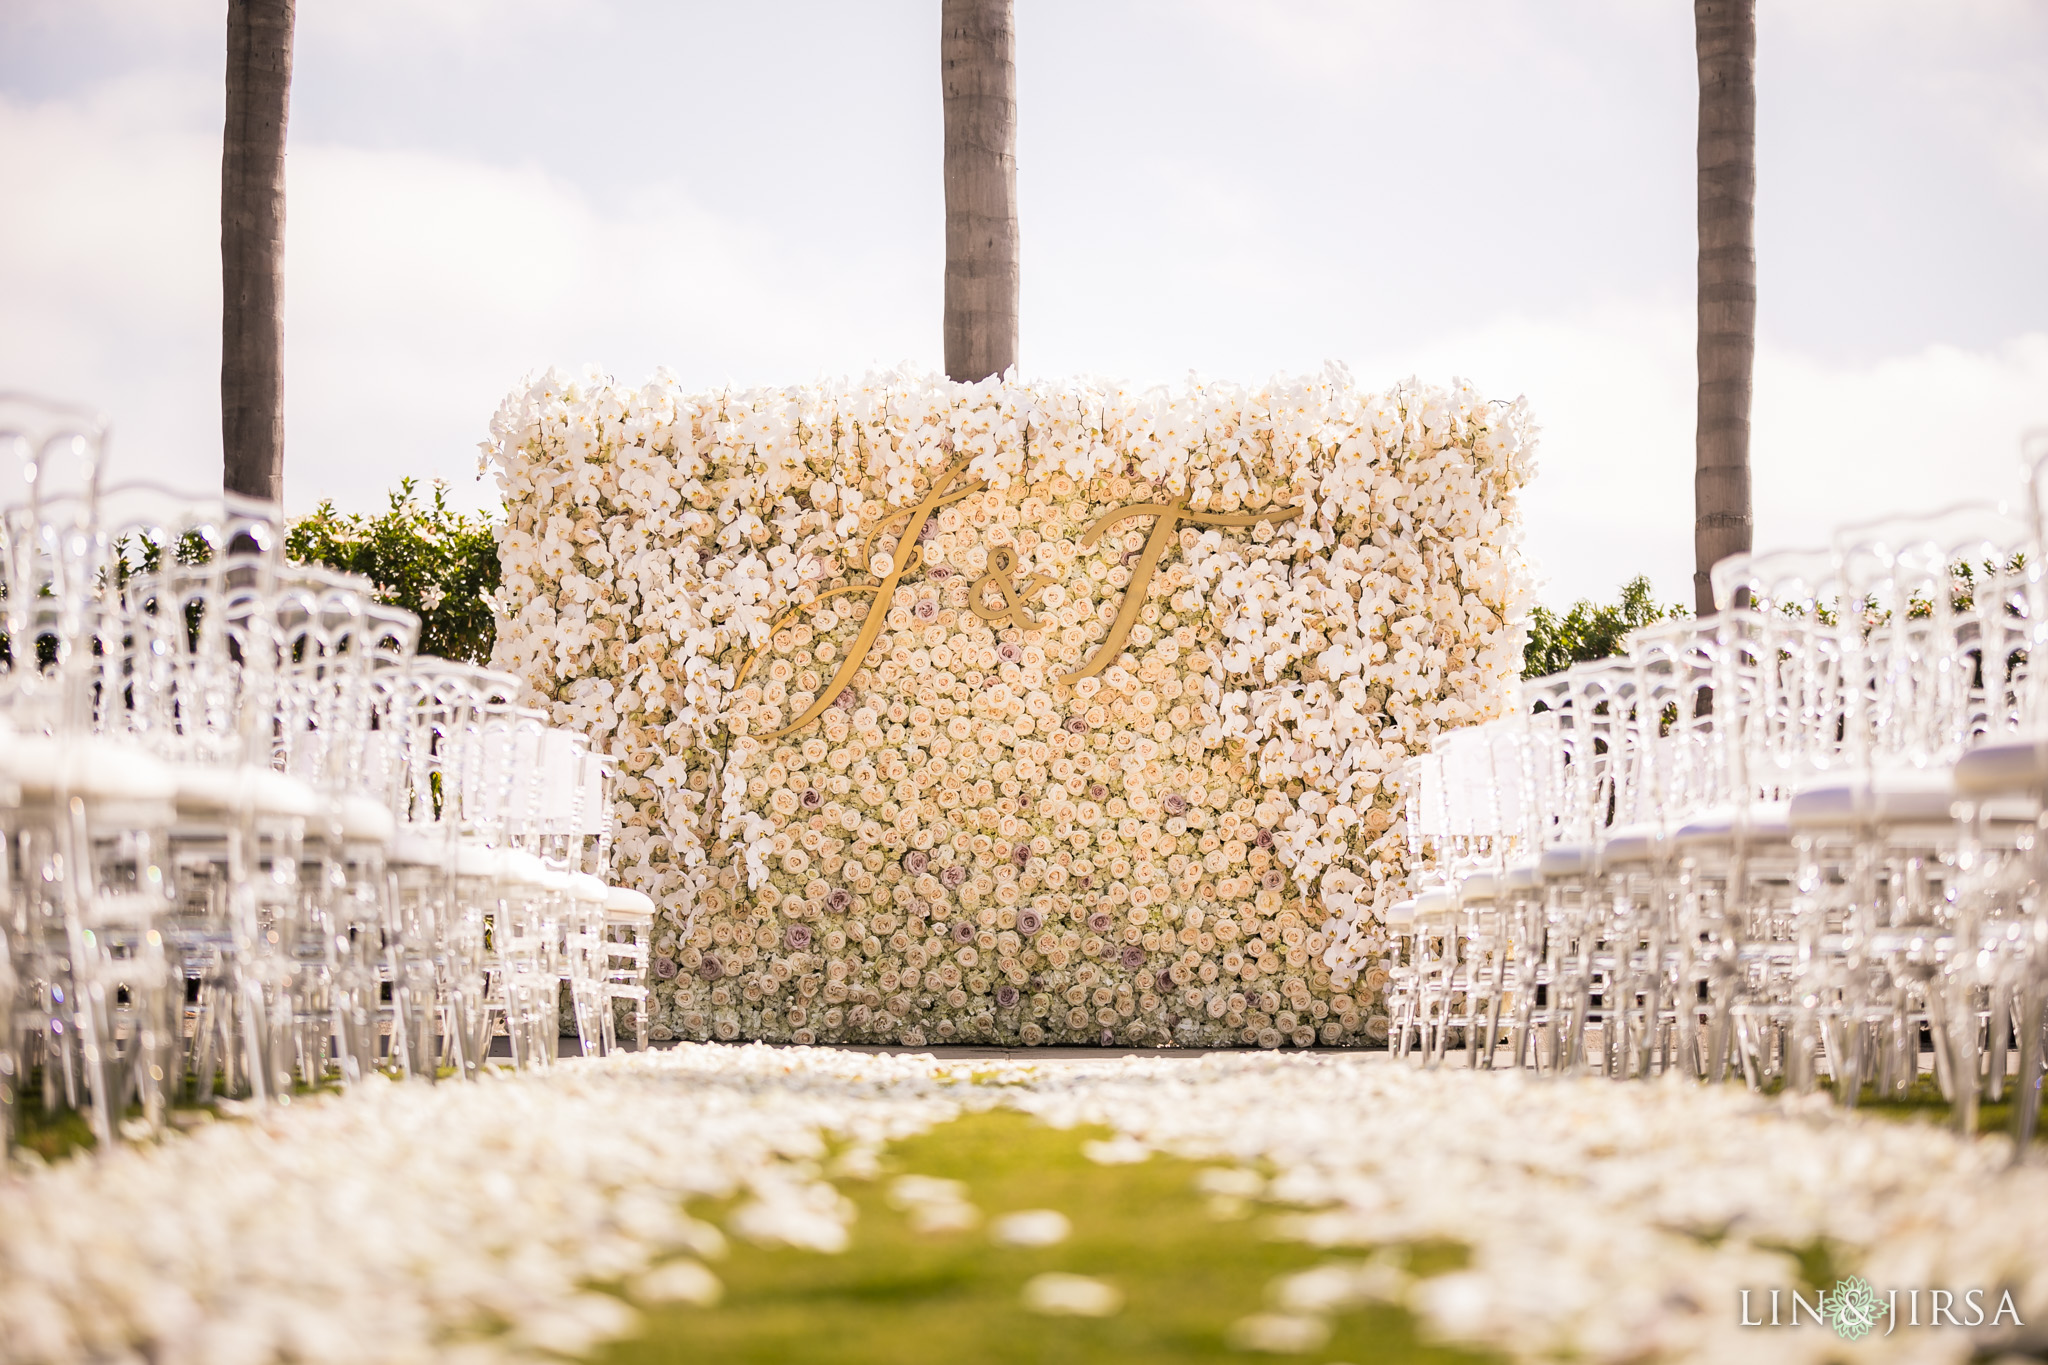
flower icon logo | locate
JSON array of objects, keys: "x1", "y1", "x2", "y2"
[{"x1": 1826, "y1": 1276, "x2": 1886, "y2": 1341}]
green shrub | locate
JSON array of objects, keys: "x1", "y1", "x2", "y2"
[
  {"x1": 1522, "y1": 575, "x2": 1687, "y2": 679},
  {"x1": 286, "y1": 479, "x2": 500, "y2": 665}
]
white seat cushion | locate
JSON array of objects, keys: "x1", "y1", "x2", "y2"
[
  {"x1": 1413, "y1": 887, "x2": 1457, "y2": 920},
  {"x1": 1456, "y1": 871, "x2": 1500, "y2": 903},
  {"x1": 173, "y1": 764, "x2": 322, "y2": 819},
  {"x1": 8, "y1": 735, "x2": 178, "y2": 804},
  {"x1": 391, "y1": 825, "x2": 453, "y2": 870},
  {"x1": 604, "y1": 885, "x2": 657, "y2": 917},
  {"x1": 1538, "y1": 844, "x2": 1592, "y2": 880},
  {"x1": 1954, "y1": 736, "x2": 2048, "y2": 798},
  {"x1": 497, "y1": 849, "x2": 547, "y2": 887},
  {"x1": 454, "y1": 843, "x2": 505, "y2": 880},
  {"x1": 335, "y1": 794, "x2": 397, "y2": 844},
  {"x1": 1673, "y1": 801, "x2": 1792, "y2": 849},
  {"x1": 1788, "y1": 768, "x2": 1955, "y2": 830},
  {"x1": 1600, "y1": 824, "x2": 1662, "y2": 867}
]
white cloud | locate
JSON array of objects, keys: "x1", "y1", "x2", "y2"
[
  {"x1": 0, "y1": 81, "x2": 220, "y2": 491},
  {"x1": 279, "y1": 141, "x2": 935, "y2": 516},
  {"x1": 1335, "y1": 306, "x2": 2048, "y2": 609},
  {"x1": 2, "y1": 1, "x2": 2042, "y2": 617},
  {"x1": 1752, "y1": 333, "x2": 2048, "y2": 549},
  {"x1": 0, "y1": 72, "x2": 938, "y2": 517},
  {"x1": 1363, "y1": 306, "x2": 1697, "y2": 609}
]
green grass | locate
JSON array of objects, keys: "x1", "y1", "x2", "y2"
[
  {"x1": 10, "y1": 1068, "x2": 355, "y2": 1163},
  {"x1": 601, "y1": 1110, "x2": 1492, "y2": 1365},
  {"x1": 10, "y1": 1082, "x2": 102, "y2": 1163},
  {"x1": 1725, "y1": 1064, "x2": 2042, "y2": 1142},
  {"x1": 1851, "y1": 1071, "x2": 2041, "y2": 1139}
]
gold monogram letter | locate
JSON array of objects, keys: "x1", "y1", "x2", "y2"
[
  {"x1": 737, "y1": 457, "x2": 984, "y2": 740},
  {"x1": 1062, "y1": 497, "x2": 1302, "y2": 684},
  {"x1": 733, "y1": 473, "x2": 1301, "y2": 736}
]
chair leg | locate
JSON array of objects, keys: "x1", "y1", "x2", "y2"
[
  {"x1": 1986, "y1": 983, "x2": 2013, "y2": 1103},
  {"x1": 2012, "y1": 984, "x2": 2045, "y2": 1160}
]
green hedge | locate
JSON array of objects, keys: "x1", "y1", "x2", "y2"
[
  {"x1": 286, "y1": 479, "x2": 500, "y2": 666},
  {"x1": 1521, "y1": 575, "x2": 1687, "y2": 679}
]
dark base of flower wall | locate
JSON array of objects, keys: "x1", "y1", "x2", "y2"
[
  {"x1": 639, "y1": 905, "x2": 1395, "y2": 1053},
  {"x1": 636, "y1": 995, "x2": 1389, "y2": 1051},
  {"x1": 643, "y1": 1027, "x2": 1393, "y2": 1052}
]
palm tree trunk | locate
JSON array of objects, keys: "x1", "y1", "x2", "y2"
[
  {"x1": 941, "y1": 0, "x2": 1018, "y2": 384},
  {"x1": 1693, "y1": 0, "x2": 1755, "y2": 615},
  {"x1": 221, "y1": 0, "x2": 294, "y2": 504}
]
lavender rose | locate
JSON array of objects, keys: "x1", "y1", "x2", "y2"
[
  {"x1": 1155, "y1": 967, "x2": 1174, "y2": 992},
  {"x1": 913, "y1": 598, "x2": 939, "y2": 621},
  {"x1": 1163, "y1": 793, "x2": 1188, "y2": 816},
  {"x1": 1017, "y1": 907, "x2": 1045, "y2": 936},
  {"x1": 952, "y1": 921, "x2": 976, "y2": 944},
  {"x1": 801, "y1": 788, "x2": 822, "y2": 810},
  {"x1": 940, "y1": 864, "x2": 968, "y2": 888},
  {"x1": 1011, "y1": 844, "x2": 1031, "y2": 868},
  {"x1": 698, "y1": 954, "x2": 724, "y2": 981},
  {"x1": 995, "y1": 984, "x2": 1020, "y2": 1008},
  {"x1": 785, "y1": 924, "x2": 813, "y2": 950},
  {"x1": 904, "y1": 849, "x2": 930, "y2": 875},
  {"x1": 1065, "y1": 717, "x2": 1088, "y2": 734},
  {"x1": 1121, "y1": 945, "x2": 1146, "y2": 969},
  {"x1": 827, "y1": 888, "x2": 853, "y2": 912},
  {"x1": 1087, "y1": 911, "x2": 1113, "y2": 933},
  {"x1": 1256, "y1": 829, "x2": 1274, "y2": 850},
  {"x1": 1088, "y1": 782, "x2": 1108, "y2": 801},
  {"x1": 1261, "y1": 869, "x2": 1284, "y2": 892},
  {"x1": 998, "y1": 642, "x2": 1022, "y2": 663},
  {"x1": 653, "y1": 955, "x2": 679, "y2": 980}
]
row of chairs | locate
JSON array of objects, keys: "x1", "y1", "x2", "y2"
[
  {"x1": 0, "y1": 396, "x2": 656, "y2": 1153},
  {"x1": 1387, "y1": 438, "x2": 2048, "y2": 1143}
]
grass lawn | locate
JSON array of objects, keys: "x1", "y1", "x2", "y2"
[
  {"x1": 9, "y1": 1069, "x2": 347, "y2": 1163},
  {"x1": 1856, "y1": 1071, "x2": 2040, "y2": 1137},
  {"x1": 14, "y1": 1053, "x2": 2042, "y2": 1363},
  {"x1": 600, "y1": 1107, "x2": 1493, "y2": 1365},
  {"x1": 9, "y1": 1082, "x2": 102, "y2": 1163}
]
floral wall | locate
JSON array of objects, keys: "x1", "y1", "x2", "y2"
[{"x1": 482, "y1": 367, "x2": 1536, "y2": 1048}]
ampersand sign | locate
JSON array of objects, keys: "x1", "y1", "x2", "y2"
[{"x1": 969, "y1": 546, "x2": 1055, "y2": 633}]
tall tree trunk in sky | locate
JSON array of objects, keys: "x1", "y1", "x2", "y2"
[
  {"x1": 221, "y1": 0, "x2": 294, "y2": 504},
  {"x1": 1693, "y1": 0, "x2": 1756, "y2": 613},
  {"x1": 941, "y1": 0, "x2": 1018, "y2": 383}
]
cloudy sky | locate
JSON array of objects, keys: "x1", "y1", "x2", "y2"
[{"x1": 3, "y1": 0, "x2": 2045, "y2": 606}]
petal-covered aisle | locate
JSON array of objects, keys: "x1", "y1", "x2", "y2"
[{"x1": 3, "y1": 1047, "x2": 2044, "y2": 1364}]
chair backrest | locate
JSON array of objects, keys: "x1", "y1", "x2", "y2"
[
  {"x1": 1832, "y1": 502, "x2": 2030, "y2": 771},
  {"x1": 1624, "y1": 619, "x2": 1716, "y2": 830},
  {"x1": 0, "y1": 397, "x2": 106, "y2": 733},
  {"x1": 1712, "y1": 547, "x2": 1854, "y2": 798}
]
